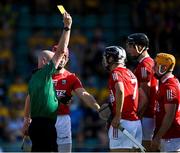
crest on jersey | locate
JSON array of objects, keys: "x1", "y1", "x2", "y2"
[{"x1": 62, "y1": 80, "x2": 66, "y2": 85}]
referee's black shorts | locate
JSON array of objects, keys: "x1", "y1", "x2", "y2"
[{"x1": 28, "y1": 117, "x2": 58, "y2": 152}]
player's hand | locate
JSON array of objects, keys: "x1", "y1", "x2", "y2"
[
  {"x1": 137, "y1": 110, "x2": 144, "y2": 119},
  {"x1": 151, "y1": 136, "x2": 160, "y2": 151},
  {"x1": 63, "y1": 12, "x2": 72, "y2": 28},
  {"x1": 111, "y1": 115, "x2": 120, "y2": 128}
]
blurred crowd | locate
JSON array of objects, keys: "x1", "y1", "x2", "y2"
[
  {"x1": 0, "y1": 0, "x2": 179, "y2": 151},
  {"x1": 131, "y1": 0, "x2": 180, "y2": 74}
]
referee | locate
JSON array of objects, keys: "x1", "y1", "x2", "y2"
[{"x1": 22, "y1": 12, "x2": 72, "y2": 152}]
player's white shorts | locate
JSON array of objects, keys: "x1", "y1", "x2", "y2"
[
  {"x1": 55, "y1": 115, "x2": 72, "y2": 145},
  {"x1": 142, "y1": 117, "x2": 155, "y2": 141},
  {"x1": 108, "y1": 119, "x2": 142, "y2": 149},
  {"x1": 160, "y1": 138, "x2": 180, "y2": 152}
]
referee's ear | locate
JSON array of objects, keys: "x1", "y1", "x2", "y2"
[
  {"x1": 41, "y1": 57, "x2": 49, "y2": 67},
  {"x1": 42, "y1": 57, "x2": 47, "y2": 65}
]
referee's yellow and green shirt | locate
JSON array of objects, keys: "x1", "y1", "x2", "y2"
[{"x1": 28, "y1": 60, "x2": 58, "y2": 120}]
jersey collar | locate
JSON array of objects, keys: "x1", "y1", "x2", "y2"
[{"x1": 161, "y1": 73, "x2": 174, "y2": 83}]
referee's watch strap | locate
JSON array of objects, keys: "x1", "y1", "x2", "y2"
[{"x1": 63, "y1": 27, "x2": 71, "y2": 31}]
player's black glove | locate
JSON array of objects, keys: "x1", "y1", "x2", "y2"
[
  {"x1": 58, "y1": 94, "x2": 72, "y2": 105},
  {"x1": 99, "y1": 103, "x2": 113, "y2": 129}
]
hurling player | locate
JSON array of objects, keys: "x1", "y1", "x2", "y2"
[
  {"x1": 151, "y1": 53, "x2": 180, "y2": 152},
  {"x1": 126, "y1": 33, "x2": 158, "y2": 151}
]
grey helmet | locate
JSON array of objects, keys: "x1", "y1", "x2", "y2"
[{"x1": 102, "y1": 46, "x2": 126, "y2": 70}]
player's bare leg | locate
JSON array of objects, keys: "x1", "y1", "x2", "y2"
[{"x1": 142, "y1": 140, "x2": 152, "y2": 151}]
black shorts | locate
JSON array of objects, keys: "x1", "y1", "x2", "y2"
[{"x1": 28, "y1": 117, "x2": 58, "y2": 152}]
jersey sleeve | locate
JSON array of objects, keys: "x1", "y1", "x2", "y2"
[
  {"x1": 164, "y1": 85, "x2": 179, "y2": 104},
  {"x1": 71, "y1": 74, "x2": 83, "y2": 90},
  {"x1": 135, "y1": 63, "x2": 152, "y2": 83}
]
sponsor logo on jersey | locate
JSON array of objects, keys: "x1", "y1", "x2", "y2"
[{"x1": 56, "y1": 90, "x2": 66, "y2": 97}]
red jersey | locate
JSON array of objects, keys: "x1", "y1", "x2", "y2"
[
  {"x1": 52, "y1": 69, "x2": 83, "y2": 115},
  {"x1": 134, "y1": 56, "x2": 158, "y2": 118},
  {"x1": 154, "y1": 75, "x2": 180, "y2": 139},
  {"x1": 109, "y1": 66, "x2": 139, "y2": 121}
]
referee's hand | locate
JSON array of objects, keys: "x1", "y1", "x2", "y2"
[
  {"x1": 22, "y1": 117, "x2": 31, "y2": 136},
  {"x1": 63, "y1": 12, "x2": 72, "y2": 28}
]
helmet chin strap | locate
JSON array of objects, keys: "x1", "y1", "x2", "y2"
[
  {"x1": 134, "y1": 45, "x2": 148, "y2": 60},
  {"x1": 135, "y1": 45, "x2": 146, "y2": 54}
]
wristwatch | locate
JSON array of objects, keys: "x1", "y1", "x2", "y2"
[{"x1": 63, "y1": 27, "x2": 71, "y2": 31}]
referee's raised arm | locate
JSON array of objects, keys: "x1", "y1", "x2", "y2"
[{"x1": 52, "y1": 12, "x2": 72, "y2": 69}]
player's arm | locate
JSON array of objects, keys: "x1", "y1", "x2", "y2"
[
  {"x1": 111, "y1": 82, "x2": 124, "y2": 128},
  {"x1": 154, "y1": 103, "x2": 176, "y2": 139},
  {"x1": 22, "y1": 95, "x2": 31, "y2": 136},
  {"x1": 52, "y1": 12, "x2": 72, "y2": 69},
  {"x1": 151, "y1": 103, "x2": 176, "y2": 151},
  {"x1": 74, "y1": 88, "x2": 100, "y2": 112},
  {"x1": 137, "y1": 82, "x2": 149, "y2": 117}
]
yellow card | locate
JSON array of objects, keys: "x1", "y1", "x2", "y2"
[{"x1": 57, "y1": 5, "x2": 66, "y2": 14}]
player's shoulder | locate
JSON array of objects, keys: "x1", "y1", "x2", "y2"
[
  {"x1": 136, "y1": 57, "x2": 154, "y2": 74},
  {"x1": 65, "y1": 70, "x2": 80, "y2": 80},
  {"x1": 165, "y1": 77, "x2": 179, "y2": 87},
  {"x1": 161, "y1": 78, "x2": 178, "y2": 93},
  {"x1": 139, "y1": 56, "x2": 154, "y2": 67},
  {"x1": 112, "y1": 67, "x2": 127, "y2": 76},
  {"x1": 113, "y1": 66, "x2": 127, "y2": 73},
  {"x1": 111, "y1": 67, "x2": 130, "y2": 79},
  {"x1": 162, "y1": 78, "x2": 180, "y2": 102}
]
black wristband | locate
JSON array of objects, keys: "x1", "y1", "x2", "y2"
[{"x1": 63, "y1": 27, "x2": 71, "y2": 31}]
